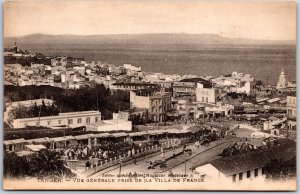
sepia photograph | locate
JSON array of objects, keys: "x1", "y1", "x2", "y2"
[{"x1": 2, "y1": 0, "x2": 296, "y2": 190}]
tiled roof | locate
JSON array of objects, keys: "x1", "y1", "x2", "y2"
[{"x1": 208, "y1": 140, "x2": 295, "y2": 176}]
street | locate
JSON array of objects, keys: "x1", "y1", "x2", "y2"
[{"x1": 90, "y1": 136, "x2": 237, "y2": 178}]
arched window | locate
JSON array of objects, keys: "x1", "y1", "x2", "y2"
[{"x1": 86, "y1": 117, "x2": 90, "y2": 124}]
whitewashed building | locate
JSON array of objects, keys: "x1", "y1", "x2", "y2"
[
  {"x1": 11, "y1": 111, "x2": 101, "y2": 129},
  {"x1": 287, "y1": 94, "x2": 296, "y2": 130},
  {"x1": 195, "y1": 145, "x2": 295, "y2": 184}
]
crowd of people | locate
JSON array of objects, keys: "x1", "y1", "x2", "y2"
[
  {"x1": 56, "y1": 126, "x2": 224, "y2": 171},
  {"x1": 60, "y1": 141, "x2": 156, "y2": 170}
]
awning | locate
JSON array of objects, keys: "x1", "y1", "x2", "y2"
[
  {"x1": 129, "y1": 131, "x2": 147, "y2": 137},
  {"x1": 111, "y1": 132, "x2": 128, "y2": 137},
  {"x1": 28, "y1": 137, "x2": 50, "y2": 143},
  {"x1": 93, "y1": 133, "x2": 112, "y2": 138},
  {"x1": 16, "y1": 150, "x2": 35, "y2": 157},
  {"x1": 64, "y1": 136, "x2": 75, "y2": 140},
  {"x1": 50, "y1": 137, "x2": 66, "y2": 142},
  {"x1": 147, "y1": 130, "x2": 168, "y2": 135},
  {"x1": 166, "y1": 129, "x2": 190, "y2": 134},
  {"x1": 279, "y1": 99, "x2": 287, "y2": 104},
  {"x1": 4, "y1": 140, "x2": 14, "y2": 145},
  {"x1": 267, "y1": 98, "x2": 281, "y2": 103},
  {"x1": 166, "y1": 112, "x2": 179, "y2": 117},
  {"x1": 256, "y1": 98, "x2": 269, "y2": 103},
  {"x1": 74, "y1": 135, "x2": 91, "y2": 140},
  {"x1": 25, "y1": 144, "x2": 46, "y2": 152},
  {"x1": 86, "y1": 134, "x2": 95, "y2": 138},
  {"x1": 186, "y1": 126, "x2": 202, "y2": 133},
  {"x1": 11, "y1": 138, "x2": 27, "y2": 144}
]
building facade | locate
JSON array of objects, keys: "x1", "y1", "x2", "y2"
[
  {"x1": 277, "y1": 68, "x2": 288, "y2": 89},
  {"x1": 287, "y1": 95, "x2": 296, "y2": 130},
  {"x1": 196, "y1": 87, "x2": 217, "y2": 104},
  {"x1": 110, "y1": 82, "x2": 160, "y2": 92},
  {"x1": 173, "y1": 78, "x2": 213, "y2": 98},
  {"x1": 130, "y1": 90, "x2": 172, "y2": 122},
  {"x1": 12, "y1": 111, "x2": 101, "y2": 129},
  {"x1": 195, "y1": 163, "x2": 265, "y2": 184}
]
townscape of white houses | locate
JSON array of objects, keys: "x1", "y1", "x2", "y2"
[{"x1": 3, "y1": 44, "x2": 297, "y2": 183}]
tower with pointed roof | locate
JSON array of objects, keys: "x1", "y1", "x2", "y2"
[
  {"x1": 276, "y1": 67, "x2": 288, "y2": 89},
  {"x1": 13, "y1": 42, "x2": 18, "y2": 53}
]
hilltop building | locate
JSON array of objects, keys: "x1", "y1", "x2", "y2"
[
  {"x1": 276, "y1": 68, "x2": 288, "y2": 89},
  {"x1": 173, "y1": 78, "x2": 212, "y2": 97},
  {"x1": 130, "y1": 89, "x2": 172, "y2": 122},
  {"x1": 11, "y1": 111, "x2": 101, "y2": 129},
  {"x1": 195, "y1": 142, "x2": 295, "y2": 184},
  {"x1": 287, "y1": 94, "x2": 296, "y2": 130}
]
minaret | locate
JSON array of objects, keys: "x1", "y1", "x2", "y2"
[
  {"x1": 13, "y1": 42, "x2": 18, "y2": 53},
  {"x1": 276, "y1": 67, "x2": 288, "y2": 89}
]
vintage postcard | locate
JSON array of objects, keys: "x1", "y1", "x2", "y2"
[{"x1": 3, "y1": 0, "x2": 296, "y2": 191}]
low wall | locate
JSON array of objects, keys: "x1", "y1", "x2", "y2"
[
  {"x1": 78, "y1": 139, "x2": 185, "y2": 177},
  {"x1": 136, "y1": 125, "x2": 182, "y2": 131}
]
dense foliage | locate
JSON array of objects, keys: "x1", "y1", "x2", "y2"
[
  {"x1": 4, "y1": 55, "x2": 51, "y2": 66},
  {"x1": 28, "y1": 150, "x2": 75, "y2": 178},
  {"x1": 3, "y1": 152, "x2": 30, "y2": 179},
  {"x1": 7, "y1": 102, "x2": 59, "y2": 124},
  {"x1": 4, "y1": 150, "x2": 76, "y2": 179},
  {"x1": 4, "y1": 84, "x2": 130, "y2": 120},
  {"x1": 264, "y1": 157, "x2": 296, "y2": 181}
]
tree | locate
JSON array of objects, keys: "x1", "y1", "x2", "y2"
[
  {"x1": 28, "y1": 102, "x2": 39, "y2": 117},
  {"x1": 4, "y1": 84, "x2": 130, "y2": 119},
  {"x1": 256, "y1": 80, "x2": 263, "y2": 87},
  {"x1": 3, "y1": 152, "x2": 30, "y2": 179},
  {"x1": 264, "y1": 157, "x2": 296, "y2": 181},
  {"x1": 7, "y1": 105, "x2": 30, "y2": 124},
  {"x1": 28, "y1": 149, "x2": 76, "y2": 178}
]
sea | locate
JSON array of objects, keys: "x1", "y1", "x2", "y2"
[{"x1": 13, "y1": 43, "x2": 296, "y2": 85}]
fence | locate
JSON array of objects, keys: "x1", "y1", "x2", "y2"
[
  {"x1": 76, "y1": 139, "x2": 184, "y2": 177},
  {"x1": 136, "y1": 125, "x2": 182, "y2": 131}
]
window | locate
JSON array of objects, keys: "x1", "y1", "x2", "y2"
[
  {"x1": 86, "y1": 117, "x2": 90, "y2": 124},
  {"x1": 202, "y1": 97, "x2": 204, "y2": 102},
  {"x1": 239, "y1": 173, "x2": 243, "y2": 181},
  {"x1": 232, "y1": 174, "x2": 236, "y2": 182},
  {"x1": 206, "y1": 97, "x2": 208, "y2": 102},
  {"x1": 247, "y1": 171, "x2": 251, "y2": 178},
  {"x1": 77, "y1": 118, "x2": 82, "y2": 124},
  {"x1": 95, "y1": 117, "x2": 99, "y2": 122},
  {"x1": 58, "y1": 120, "x2": 62, "y2": 125},
  {"x1": 254, "y1": 169, "x2": 258, "y2": 177},
  {"x1": 47, "y1": 121, "x2": 51, "y2": 126},
  {"x1": 68, "y1": 119, "x2": 73, "y2": 125},
  {"x1": 262, "y1": 168, "x2": 265, "y2": 175}
]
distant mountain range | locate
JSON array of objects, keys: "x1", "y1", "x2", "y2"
[{"x1": 4, "y1": 33, "x2": 295, "y2": 47}]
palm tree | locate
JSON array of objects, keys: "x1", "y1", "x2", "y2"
[
  {"x1": 28, "y1": 149, "x2": 74, "y2": 178},
  {"x1": 4, "y1": 152, "x2": 30, "y2": 179}
]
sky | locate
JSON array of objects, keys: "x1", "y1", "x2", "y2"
[{"x1": 4, "y1": 0, "x2": 296, "y2": 40}]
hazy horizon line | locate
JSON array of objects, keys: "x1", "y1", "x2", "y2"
[{"x1": 4, "y1": 32, "x2": 295, "y2": 42}]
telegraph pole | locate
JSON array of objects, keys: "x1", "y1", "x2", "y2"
[
  {"x1": 38, "y1": 105, "x2": 42, "y2": 127},
  {"x1": 119, "y1": 159, "x2": 123, "y2": 177},
  {"x1": 184, "y1": 153, "x2": 187, "y2": 176}
]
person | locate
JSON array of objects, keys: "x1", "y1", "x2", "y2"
[
  {"x1": 183, "y1": 144, "x2": 187, "y2": 152},
  {"x1": 85, "y1": 160, "x2": 91, "y2": 171},
  {"x1": 68, "y1": 149, "x2": 73, "y2": 160},
  {"x1": 160, "y1": 146, "x2": 164, "y2": 158}
]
